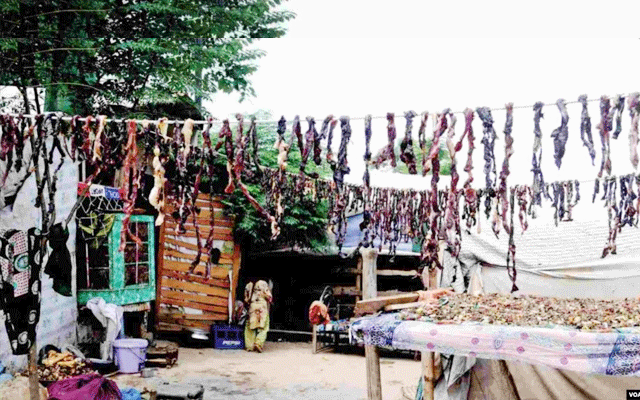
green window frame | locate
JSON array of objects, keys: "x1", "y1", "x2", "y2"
[{"x1": 77, "y1": 214, "x2": 156, "y2": 306}]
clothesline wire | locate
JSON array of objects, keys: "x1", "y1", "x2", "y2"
[{"x1": 2, "y1": 91, "x2": 635, "y2": 126}]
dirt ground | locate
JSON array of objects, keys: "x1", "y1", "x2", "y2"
[{"x1": 112, "y1": 341, "x2": 422, "y2": 400}]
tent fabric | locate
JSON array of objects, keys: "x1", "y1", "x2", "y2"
[{"x1": 457, "y1": 206, "x2": 640, "y2": 299}]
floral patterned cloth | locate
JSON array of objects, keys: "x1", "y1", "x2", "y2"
[{"x1": 350, "y1": 313, "x2": 640, "y2": 376}]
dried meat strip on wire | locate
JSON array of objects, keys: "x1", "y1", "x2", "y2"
[
  {"x1": 506, "y1": 188, "x2": 518, "y2": 292},
  {"x1": 619, "y1": 175, "x2": 637, "y2": 228},
  {"x1": 531, "y1": 102, "x2": 548, "y2": 210},
  {"x1": 288, "y1": 115, "x2": 303, "y2": 157},
  {"x1": 602, "y1": 177, "x2": 619, "y2": 258},
  {"x1": 494, "y1": 104, "x2": 514, "y2": 238},
  {"x1": 597, "y1": 96, "x2": 613, "y2": 180},
  {"x1": 359, "y1": 115, "x2": 374, "y2": 247},
  {"x1": 578, "y1": 95, "x2": 596, "y2": 165},
  {"x1": 611, "y1": 95, "x2": 625, "y2": 139},
  {"x1": 515, "y1": 185, "x2": 532, "y2": 232},
  {"x1": 421, "y1": 111, "x2": 449, "y2": 269},
  {"x1": 628, "y1": 93, "x2": 640, "y2": 169},
  {"x1": 119, "y1": 120, "x2": 143, "y2": 252},
  {"x1": 460, "y1": 108, "x2": 479, "y2": 232},
  {"x1": 418, "y1": 112, "x2": 429, "y2": 175},
  {"x1": 550, "y1": 99, "x2": 569, "y2": 169},
  {"x1": 299, "y1": 117, "x2": 319, "y2": 179},
  {"x1": 476, "y1": 107, "x2": 497, "y2": 219},
  {"x1": 328, "y1": 116, "x2": 352, "y2": 252},
  {"x1": 443, "y1": 111, "x2": 465, "y2": 258},
  {"x1": 373, "y1": 113, "x2": 397, "y2": 168},
  {"x1": 400, "y1": 110, "x2": 418, "y2": 174},
  {"x1": 324, "y1": 116, "x2": 338, "y2": 169}
]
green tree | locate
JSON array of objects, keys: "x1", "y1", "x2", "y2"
[
  {"x1": 0, "y1": 1, "x2": 294, "y2": 115},
  {"x1": 219, "y1": 112, "x2": 332, "y2": 252}
]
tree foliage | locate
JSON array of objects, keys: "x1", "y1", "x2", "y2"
[
  {"x1": 219, "y1": 112, "x2": 331, "y2": 252},
  {"x1": 0, "y1": 0, "x2": 294, "y2": 115}
]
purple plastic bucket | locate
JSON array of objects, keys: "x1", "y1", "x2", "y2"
[{"x1": 113, "y1": 338, "x2": 148, "y2": 373}]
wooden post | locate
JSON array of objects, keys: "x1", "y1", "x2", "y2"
[
  {"x1": 421, "y1": 243, "x2": 443, "y2": 400},
  {"x1": 312, "y1": 324, "x2": 317, "y2": 354},
  {"x1": 360, "y1": 248, "x2": 382, "y2": 400}
]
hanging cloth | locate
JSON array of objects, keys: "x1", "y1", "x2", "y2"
[
  {"x1": 0, "y1": 228, "x2": 43, "y2": 355},
  {"x1": 44, "y1": 222, "x2": 72, "y2": 297}
]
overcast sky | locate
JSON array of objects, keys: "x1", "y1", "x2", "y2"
[{"x1": 203, "y1": 2, "x2": 640, "y2": 192}]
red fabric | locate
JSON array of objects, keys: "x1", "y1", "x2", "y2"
[
  {"x1": 47, "y1": 374, "x2": 121, "y2": 400},
  {"x1": 309, "y1": 300, "x2": 330, "y2": 325}
]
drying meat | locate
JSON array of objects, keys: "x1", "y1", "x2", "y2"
[
  {"x1": 506, "y1": 188, "x2": 518, "y2": 292},
  {"x1": 288, "y1": 116, "x2": 303, "y2": 156},
  {"x1": 423, "y1": 110, "x2": 449, "y2": 175},
  {"x1": 334, "y1": 116, "x2": 352, "y2": 190},
  {"x1": 494, "y1": 103, "x2": 514, "y2": 238},
  {"x1": 611, "y1": 95, "x2": 625, "y2": 139},
  {"x1": 363, "y1": 115, "x2": 372, "y2": 188},
  {"x1": 324, "y1": 117, "x2": 338, "y2": 169},
  {"x1": 460, "y1": 109, "x2": 479, "y2": 232},
  {"x1": 602, "y1": 177, "x2": 619, "y2": 258},
  {"x1": 399, "y1": 111, "x2": 418, "y2": 174},
  {"x1": 421, "y1": 111, "x2": 449, "y2": 269},
  {"x1": 531, "y1": 102, "x2": 547, "y2": 208},
  {"x1": 119, "y1": 120, "x2": 142, "y2": 252},
  {"x1": 182, "y1": 118, "x2": 195, "y2": 158},
  {"x1": 91, "y1": 116, "x2": 107, "y2": 162},
  {"x1": 597, "y1": 96, "x2": 612, "y2": 178},
  {"x1": 476, "y1": 107, "x2": 497, "y2": 218},
  {"x1": 443, "y1": 111, "x2": 464, "y2": 258},
  {"x1": 418, "y1": 112, "x2": 429, "y2": 175},
  {"x1": 300, "y1": 117, "x2": 318, "y2": 176},
  {"x1": 550, "y1": 99, "x2": 569, "y2": 169},
  {"x1": 372, "y1": 113, "x2": 397, "y2": 168},
  {"x1": 628, "y1": 93, "x2": 640, "y2": 169},
  {"x1": 578, "y1": 95, "x2": 596, "y2": 165},
  {"x1": 215, "y1": 119, "x2": 235, "y2": 194},
  {"x1": 515, "y1": 185, "x2": 531, "y2": 232}
]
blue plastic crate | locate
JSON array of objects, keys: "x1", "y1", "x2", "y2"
[{"x1": 210, "y1": 324, "x2": 244, "y2": 349}]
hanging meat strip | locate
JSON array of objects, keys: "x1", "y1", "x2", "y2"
[
  {"x1": 325, "y1": 116, "x2": 338, "y2": 169},
  {"x1": 531, "y1": 102, "x2": 547, "y2": 209},
  {"x1": 334, "y1": 116, "x2": 351, "y2": 190},
  {"x1": 373, "y1": 113, "x2": 397, "y2": 168},
  {"x1": 550, "y1": 99, "x2": 569, "y2": 169},
  {"x1": 215, "y1": 119, "x2": 235, "y2": 194},
  {"x1": 299, "y1": 117, "x2": 318, "y2": 177},
  {"x1": 400, "y1": 111, "x2": 418, "y2": 174},
  {"x1": 443, "y1": 111, "x2": 465, "y2": 258},
  {"x1": 597, "y1": 96, "x2": 612, "y2": 178},
  {"x1": 494, "y1": 103, "x2": 514, "y2": 238},
  {"x1": 506, "y1": 188, "x2": 518, "y2": 292},
  {"x1": 421, "y1": 111, "x2": 449, "y2": 269},
  {"x1": 91, "y1": 116, "x2": 107, "y2": 162},
  {"x1": 611, "y1": 95, "x2": 625, "y2": 139},
  {"x1": 476, "y1": 107, "x2": 497, "y2": 219},
  {"x1": 363, "y1": 115, "x2": 372, "y2": 189},
  {"x1": 423, "y1": 110, "x2": 449, "y2": 175},
  {"x1": 230, "y1": 114, "x2": 279, "y2": 239},
  {"x1": 359, "y1": 115, "x2": 374, "y2": 247},
  {"x1": 602, "y1": 178, "x2": 619, "y2": 258},
  {"x1": 418, "y1": 112, "x2": 429, "y2": 175},
  {"x1": 628, "y1": 93, "x2": 640, "y2": 169},
  {"x1": 288, "y1": 116, "x2": 303, "y2": 156},
  {"x1": 460, "y1": 109, "x2": 479, "y2": 232},
  {"x1": 119, "y1": 121, "x2": 142, "y2": 252},
  {"x1": 149, "y1": 138, "x2": 167, "y2": 226},
  {"x1": 330, "y1": 117, "x2": 352, "y2": 251},
  {"x1": 515, "y1": 185, "x2": 531, "y2": 232},
  {"x1": 578, "y1": 95, "x2": 596, "y2": 165}
]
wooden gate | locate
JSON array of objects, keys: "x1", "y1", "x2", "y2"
[{"x1": 156, "y1": 194, "x2": 241, "y2": 332}]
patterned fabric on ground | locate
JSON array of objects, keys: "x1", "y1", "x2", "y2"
[{"x1": 0, "y1": 228, "x2": 43, "y2": 355}]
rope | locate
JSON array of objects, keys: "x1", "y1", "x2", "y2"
[{"x1": 3, "y1": 91, "x2": 636, "y2": 125}]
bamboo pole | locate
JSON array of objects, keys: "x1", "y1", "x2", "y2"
[{"x1": 360, "y1": 248, "x2": 382, "y2": 400}]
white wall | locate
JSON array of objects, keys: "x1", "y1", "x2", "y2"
[{"x1": 0, "y1": 152, "x2": 78, "y2": 372}]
